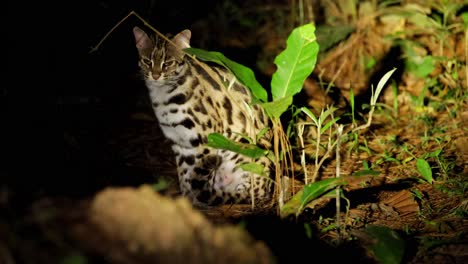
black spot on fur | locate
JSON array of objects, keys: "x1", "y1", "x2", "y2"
[
  {"x1": 194, "y1": 167, "x2": 210, "y2": 176},
  {"x1": 206, "y1": 96, "x2": 214, "y2": 107},
  {"x1": 203, "y1": 155, "x2": 222, "y2": 169},
  {"x1": 177, "y1": 73, "x2": 187, "y2": 85},
  {"x1": 233, "y1": 83, "x2": 248, "y2": 95},
  {"x1": 193, "y1": 103, "x2": 208, "y2": 115},
  {"x1": 179, "y1": 118, "x2": 195, "y2": 129},
  {"x1": 192, "y1": 63, "x2": 221, "y2": 91},
  {"x1": 184, "y1": 155, "x2": 195, "y2": 165},
  {"x1": 188, "y1": 109, "x2": 201, "y2": 124},
  {"x1": 189, "y1": 76, "x2": 199, "y2": 89},
  {"x1": 223, "y1": 96, "x2": 232, "y2": 112},
  {"x1": 239, "y1": 138, "x2": 249, "y2": 144},
  {"x1": 190, "y1": 138, "x2": 200, "y2": 147},
  {"x1": 197, "y1": 190, "x2": 211, "y2": 203},
  {"x1": 166, "y1": 93, "x2": 186, "y2": 105},
  {"x1": 223, "y1": 97, "x2": 233, "y2": 124},
  {"x1": 170, "y1": 108, "x2": 178, "y2": 113},
  {"x1": 238, "y1": 111, "x2": 246, "y2": 125},
  {"x1": 191, "y1": 179, "x2": 205, "y2": 190}
]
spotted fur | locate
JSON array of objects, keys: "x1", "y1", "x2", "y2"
[{"x1": 133, "y1": 27, "x2": 272, "y2": 205}]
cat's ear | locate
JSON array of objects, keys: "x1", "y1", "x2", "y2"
[
  {"x1": 173, "y1": 29, "x2": 191, "y2": 49},
  {"x1": 133, "y1": 27, "x2": 153, "y2": 50}
]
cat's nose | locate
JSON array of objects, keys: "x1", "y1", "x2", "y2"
[{"x1": 151, "y1": 72, "x2": 161, "y2": 80}]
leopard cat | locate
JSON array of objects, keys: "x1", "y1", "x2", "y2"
[{"x1": 132, "y1": 27, "x2": 273, "y2": 206}]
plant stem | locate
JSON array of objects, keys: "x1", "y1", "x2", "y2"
[{"x1": 335, "y1": 124, "x2": 344, "y2": 243}]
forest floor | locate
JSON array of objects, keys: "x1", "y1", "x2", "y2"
[{"x1": 1, "y1": 94, "x2": 466, "y2": 264}]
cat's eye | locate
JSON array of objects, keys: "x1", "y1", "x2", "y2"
[
  {"x1": 142, "y1": 58, "x2": 152, "y2": 66},
  {"x1": 162, "y1": 61, "x2": 175, "y2": 68}
]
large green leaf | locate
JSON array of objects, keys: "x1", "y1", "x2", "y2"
[
  {"x1": 271, "y1": 24, "x2": 319, "y2": 101},
  {"x1": 280, "y1": 178, "x2": 346, "y2": 218},
  {"x1": 261, "y1": 96, "x2": 293, "y2": 119},
  {"x1": 298, "y1": 178, "x2": 346, "y2": 214},
  {"x1": 184, "y1": 48, "x2": 268, "y2": 102},
  {"x1": 206, "y1": 133, "x2": 268, "y2": 159}
]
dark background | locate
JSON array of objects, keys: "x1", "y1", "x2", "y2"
[{"x1": 4, "y1": 0, "x2": 242, "y2": 196}]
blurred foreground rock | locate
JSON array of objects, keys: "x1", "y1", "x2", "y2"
[{"x1": 71, "y1": 185, "x2": 274, "y2": 264}]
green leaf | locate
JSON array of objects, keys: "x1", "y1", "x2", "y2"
[
  {"x1": 271, "y1": 24, "x2": 320, "y2": 101},
  {"x1": 372, "y1": 68, "x2": 397, "y2": 105},
  {"x1": 462, "y1": 12, "x2": 468, "y2": 27},
  {"x1": 280, "y1": 189, "x2": 304, "y2": 218},
  {"x1": 365, "y1": 56, "x2": 377, "y2": 70},
  {"x1": 411, "y1": 189, "x2": 423, "y2": 200},
  {"x1": 262, "y1": 96, "x2": 293, "y2": 119},
  {"x1": 152, "y1": 178, "x2": 172, "y2": 192},
  {"x1": 300, "y1": 107, "x2": 319, "y2": 125},
  {"x1": 356, "y1": 225, "x2": 405, "y2": 264},
  {"x1": 406, "y1": 55, "x2": 435, "y2": 78},
  {"x1": 416, "y1": 158, "x2": 433, "y2": 183},
  {"x1": 206, "y1": 133, "x2": 268, "y2": 159},
  {"x1": 184, "y1": 48, "x2": 268, "y2": 102},
  {"x1": 238, "y1": 163, "x2": 266, "y2": 176},
  {"x1": 362, "y1": 160, "x2": 369, "y2": 169},
  {"x1": 320, "y1": 106, "x2": 338, "y2": 123},
  {"x1": 427, "y1": 149, "x2": 442, "y2": 158},
  {"x1": 256, "y1": 127, "x2": 270, "y2": 142},
  {"x1": 320, "y1": 117, "x2": 340, "y2": 134},
  {"x1": 298, "y1": 178, "x2": 346, "y2": 214},
  {"x1": 407, "y1": 12, "x2": 441, "y2": 29}
]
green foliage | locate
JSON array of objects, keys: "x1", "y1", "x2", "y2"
[
  {"x1": 238, "y1": 163, "x2": 268, "y2": 177},
  {"x1": 416, "y1": 158, "x2": 433, "y2": 184},
  {"x1": 357, "y1": 225, "x2": 406, "y2": 264},
  {"x1": 371, "y1": 68, "x2": 397, "y2": 106},
  {"x1": 206, "y1": 133, "x2": 268, "y2": 159},
  {"x1": 405, "y1": 54, "x2": 435, "y2": 78},
  {"x1": 184, "y1": 48, "x2": 268, "y2": 103},
  {"x1": 188, "y1": 24, "x2": 320, "y2": 203},
  {"x1": 270, "y1": 23, "x2": 319, "y2": 101},
  {"x1": 279, "y1": 178, "x2": 346, "y2": 217},
  {"x1": 462, "y1": 12, "x2": 468, "y2": 26},
  {"x1": 152, "y1": 178, "x2": 173, "y2": 192},
  {"x1": 261, "y1": 96, "x2": 293, "y2": 120},
  {"x1": 301, "y1": 106, "x2": 340, "y2": 134},
  {"x1": 299, "y1": 178, "x2": 346, "y2": 213}
]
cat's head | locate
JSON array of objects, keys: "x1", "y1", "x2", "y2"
[{"x1": 133, "y1": 27, "x2": 191, "y2": 81}]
